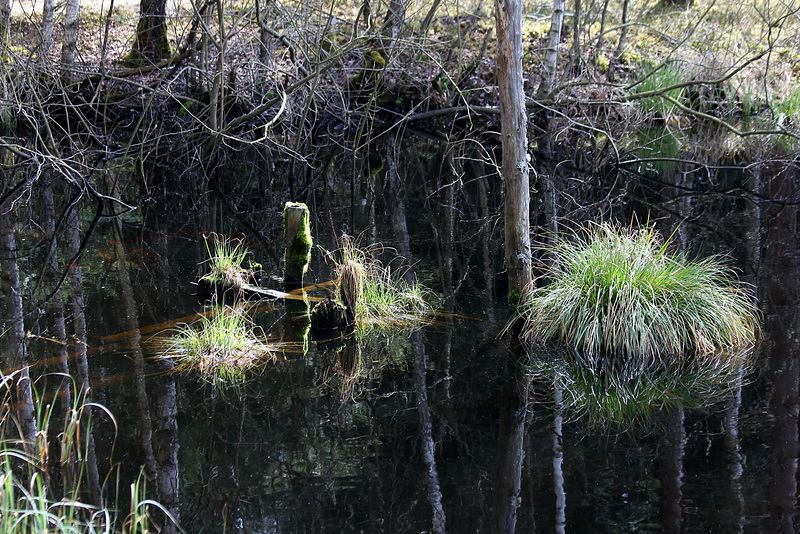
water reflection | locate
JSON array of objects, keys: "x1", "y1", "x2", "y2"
[
  {"x1": 7, "y1": 138, "x2": 800, "y2": 532},
  {"x1": 492, "y1": 356, "x2": 531, "y2": 534},
  {"x1": 763, "y1": 161, "x2": 799, "y2": 533}
]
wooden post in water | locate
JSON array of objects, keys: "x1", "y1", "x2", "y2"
[{"x1": 283, "y1": 202, "x2": 312, "y2": 288}]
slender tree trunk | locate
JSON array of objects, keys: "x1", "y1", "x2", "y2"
[
  {"x1": 724, "y1": 370, "x2": 745, "y2": 532},
  {"x1": 661, "y1": 408, "x2": 685, "y2": 534},
  {"x1": 566, "y1": 0, "x2": 581, "y2": 74},
  {"x1": 41, "y1": 175, "x2": 72, "y2": 410},
  {"x1": 553, "y1": 383, "x2": 566, "y2": 533},
  {"x1": 419, "y1": 0, "x2": 442, "y2": 36},
  {"x1": 66, "y1": 206, "x2": 103, "y2": 504},
  {"x1": 0, "y1": 0, "x2": 10, "y2": 39},
  {"x1": 0, "y1": 201, "x2": 36, "y2": 446},
  {"x1": 537, "y1": 0, "x2": 565, "y2": 99},
  {"x1": 380, "y1": 0, "x2": 407, "y2": 54},
  {"x1": 61, "y1": 0, "x2": 80, "y2": 76},
  {"x1": 593, "y1": 0, "x2": 610, "y2": 67},
  {"x1": 495, "y1": 0, "x2": 533, "y2": 303},
  {"x1": 411, "y1": 331, "x2": 447, "y2": 533},
  {"x1": 40, "y1": 0, "x2": 56, "y2": 65},
  {"x1": 492, "y1": 369, "x2": 531, "y2": 533},
  {"x1": 607, "y1": 0, "x2": 628, "y2": 82},
  {"x1": 478, "y1": 174, "x2": 495, "y2": 322}
]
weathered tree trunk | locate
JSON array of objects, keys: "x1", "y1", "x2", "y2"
[
  {"x1": 495, "y1": 0, "x2": 533, "y2": 304},
  {"x1": 661, "y1": 408, "x2": 685, "y2": 534},
  {"x1": 60, "y1": 0, "x2": 80, "y2": 76},
  {"x1": 553, "y1": 383, "x2": 566, "y2": 533},
  {"x1": 536, "y1": 0, "x2": 565, "y2": 99},
  {"x1": 41, "y1": 175, "x2": 72, "y2": 411},
  {"x1": 566, "y1": 0, "x2": 581, "y2": 75},
  {"x1": 66, "y1": 206, "x2": 103, "y2": 504},
  {"x1": 411, "y1": 331, "x2": 447, "y2": 533},
  {"x1": 128, "y1": 0, "x2": 171, "y2": 62},
  {"x1": 0, "y1": 200, "x2": 36, "y2": 447},
  {"x1": 380, "y1": 0, "x2": 407, "y2": 54},
  {"x1": 0, "y1": 0, "x2": 9, "y2": 38},
  {"x1": 40, "y1": 0, "x2": 56, "y2": 64},
  {"x1": 419, "y1": 0, "x2": 442, "y2": 36},
  {"x1": 607, "y1": 0, "x2": 628, "y2": 82}
]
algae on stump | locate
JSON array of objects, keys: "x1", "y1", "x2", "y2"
[{"x1": 283, "y1": 202, "x2": 312, "y2": 287}]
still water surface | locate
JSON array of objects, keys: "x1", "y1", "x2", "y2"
[{"x1": 24, "y1": 143, "x2": 798, "y2": 533}]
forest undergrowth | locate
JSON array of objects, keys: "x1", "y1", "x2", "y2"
[{"x1": 3, "y1": 0, "x2": 799, "y2": 178}]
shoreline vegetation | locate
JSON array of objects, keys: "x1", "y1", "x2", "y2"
[{"x1": 2, "y1": 0, "x2": 799, "y2": 184}]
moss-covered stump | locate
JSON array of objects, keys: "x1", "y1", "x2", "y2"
[
  {"x1": 310, "y1": 298, "x2": 349, "y2": 331},
  {"x1": 284, "y1": 202, "x2": 312, "y2": 288}
]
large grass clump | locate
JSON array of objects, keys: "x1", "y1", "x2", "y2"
[
  {"x1": 518, "y1": 222, "x2": 759, "y2": 366},
  {"x1": 329, "y1": 236, "x2": 436, "y2": 334},
  {"x1": 159, "y1": 305, "x2": 278, "y2": 387}
]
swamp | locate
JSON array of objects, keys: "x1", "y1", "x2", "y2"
[{"x1": 0, "y1": 0, "x2": 799, "y2": 531}]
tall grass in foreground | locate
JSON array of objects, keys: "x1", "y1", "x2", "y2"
[
  {"x1": 0, "y1": 371, "x2": 178, "y2": 533},
  {"x1": 517, "y1": 223, "x2": 759, "y2": 368},
  {"x1": 328, "y1": 236, "x2": 436, "y2": 335},
  {"x1": 156, "y1": 305, "x2": 280, "y2": 387}
]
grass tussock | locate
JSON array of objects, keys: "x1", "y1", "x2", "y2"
[
  {"x1": 158, "y1": 305, "x2": 279, "y2": 387},
  {"x1": 200, "y1": 234, "x2": 260, "y2": 289},
  {"x1": 517, "y1": 222, "x2": 759, "y2": 367},
  {"x1": 329, "y1": 235, "x2": 436, "y2": 334}
]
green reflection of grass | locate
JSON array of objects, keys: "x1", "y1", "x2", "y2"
[{"x1": 529, "y1": 345, "x2": 752, "y2": 428}]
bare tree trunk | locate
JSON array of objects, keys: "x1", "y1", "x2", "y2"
[
  {"x1": 419, "y1": 0, "x2": 442, "y2": 36},
  {"x1": 492, "y1": 369, "x2": 531, "y2": 533},
  {"x1": 537, "y1": 0, "x2": 565, "y2": 99},
  {"x1": 495, "y1": 0, "x2": 533, "y2": 304},
  {"x1": 411, "y1": 331, "x2": 447, "y2": 533},
  {"x1": 593, "y1": 0, "x2": 610, "y2": 67},
  {"x1": 553, "y1": 383, "x2": 566, "y2": 533},
  {"x1": 380, "y1": 0, "x2": 407, "y2": 55},
  {"x1": 129, "y1": 0, "x2": 171, "y2": 62},
  {"x1": 61, "y1": 0, "x2": 80, "y2": 76},
  {"x1": 566, "y1": 0, "x2": 581, "y2": 74},
  {"x1": 0, "y1": 199, "x2": 36, "y2": 446},
  {"x1": 41, "y1": 174, "x2": 72, "y2": 410},
  {"x1": 661, "y1": 408, "x2": 685, "y2": 534},
  {"x1": 66, "y1": 206, "x2": 103, "y2": 504},
  {"x1": 0, "y1": 0, "x2": 9, "y2": 38},
  {"x1": 40, "y1": 0, "x2": 56, "y2": 64},
  {"x1": 607, "y1": 0, "x2": 628, "y2": 82}
]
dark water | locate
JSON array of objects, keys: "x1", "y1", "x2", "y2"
[{"x1": 12, "y1": 138, "x2": 800, "y2": 533}]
